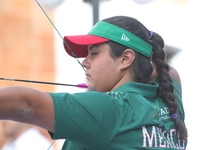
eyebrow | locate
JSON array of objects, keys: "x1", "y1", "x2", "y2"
[{"x1": 89, "y1": 44, "x2": 98, "y2": 51}]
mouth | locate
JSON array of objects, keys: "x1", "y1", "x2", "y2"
[{"x1": 86, "y1": 73, "x2": 90, "y2": 80}]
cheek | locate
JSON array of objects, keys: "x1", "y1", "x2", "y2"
[
  {"x1": 96, "y1": 57, "x2": 116, "y2": 75},
  {"x1": 91, "y1": 56, "x2": 110, "y2": 71},
  {"x1": 92, "y1": 62, "x2": 118, "y2": 91}
]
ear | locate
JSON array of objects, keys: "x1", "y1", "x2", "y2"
[{"x1": 119, "y1": 49, "x2": 135, "y2": 70}]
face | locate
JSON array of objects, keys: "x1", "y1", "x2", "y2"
[{"x1": 82, "y1": 43, "x2": 122, "y2": 92}]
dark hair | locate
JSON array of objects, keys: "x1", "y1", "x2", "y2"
[
  {"x1": 103, "y1": 16, "x2": 153, "y2": 84},
  {"x1": 102, "y1": 16, "x2": 187, "y2": 141}
]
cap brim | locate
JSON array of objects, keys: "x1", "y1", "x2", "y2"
[{"x1": 63, "y1": 35, "x2": 110, "y2": 58}]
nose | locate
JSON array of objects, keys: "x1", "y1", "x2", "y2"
[{"x1": 82, "y1": 57, "x2": 90, "y2": 70}]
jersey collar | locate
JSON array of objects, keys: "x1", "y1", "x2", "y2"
[{"x1": 113, "y1": 82, "x2": 158, "y2": 98}]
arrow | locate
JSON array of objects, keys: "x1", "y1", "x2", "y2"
[{"x1": 0, "y1": 78, "x2": 88, "y2": 88}]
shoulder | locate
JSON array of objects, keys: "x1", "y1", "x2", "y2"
[
  {"x1": 168, "y1": 66, "x2": 182, "y2": 89},
  {"x1": 49, "y1": 91, "x2": 122, "y2": 115}
]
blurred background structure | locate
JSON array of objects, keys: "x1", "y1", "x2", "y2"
[
  {"x1": 1, "y1": 120, "x2": 55, "y2": 150},
  {"x1": 0, "y1": 0, "x2": 56, "y2": 149},
  {"x1": 0, "y1": 0, "x2": 200, "y2": 149}
]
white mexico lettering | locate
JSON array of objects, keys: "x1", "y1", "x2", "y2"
[
  {"x1": 142, "y1": 126, "x2": 158, "y2": 147},
  {"x1": 142, "y1": 126, "x2": 186, "y2": 149}
]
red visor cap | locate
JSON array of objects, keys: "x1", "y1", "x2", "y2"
[{"x1": 64, "y1": 35, "x2": 110, "y2": 58}]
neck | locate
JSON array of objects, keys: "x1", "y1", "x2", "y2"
[{"x1": 111, "y1": 70, "x2": 134, "y2": 91}]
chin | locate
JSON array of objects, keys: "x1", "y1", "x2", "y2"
[
  {"x1": 88, "y1": 85, "x2": 100, "y2": 92},
  {"x1": 87, "y1": 83, "x2": 94, "y2": 91},
  {"x1": 87, "y1": 83, "x2": 106, "y2": 92}
]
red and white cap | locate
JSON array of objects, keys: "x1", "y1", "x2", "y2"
[{"x1": 63, "y1": 21, "x2": 152, "y2": 58}]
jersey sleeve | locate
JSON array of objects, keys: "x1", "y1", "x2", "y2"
[{"x1": 48, "y1": 91, "x2": 124, "y2": 149}]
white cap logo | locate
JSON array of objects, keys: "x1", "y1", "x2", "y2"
[{"x1": 121, "y1": 34, "x2": 129, "y2": 41}]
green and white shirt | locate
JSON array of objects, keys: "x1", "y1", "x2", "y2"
[{"x1": 49, "y1": 78, "x2": 186, "y2": 150}]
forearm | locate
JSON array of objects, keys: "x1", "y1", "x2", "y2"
[{"x1": 0, "y1": 86, "x2": 55, "y2": 132}]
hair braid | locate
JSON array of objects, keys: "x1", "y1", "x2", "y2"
[{"x1": 151, "y1": 32, "x2": 187, "y2": 141}]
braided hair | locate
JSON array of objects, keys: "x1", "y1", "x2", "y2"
[
  {"x1": 102, "y1": 16, "x2": 187, "y2": 141},
  {"x1": 150, "y1": 32, "x2": 187, "y2": 141}
]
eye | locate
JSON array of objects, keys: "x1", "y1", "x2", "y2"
[
  {"x1": 91, "y1": 52, "x2": 98, "y2": 55},
  {"x1": 88, "y1": 44, "x2": 99, "y2": 56}
]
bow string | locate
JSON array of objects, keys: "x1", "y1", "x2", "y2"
[{"x1": 35, "y1": 0, "x2": 86, "y2": 72}]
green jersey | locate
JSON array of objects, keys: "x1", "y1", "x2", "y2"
[{"x1": 48, "y1": 78, "x2": 186, "y2": 150}]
